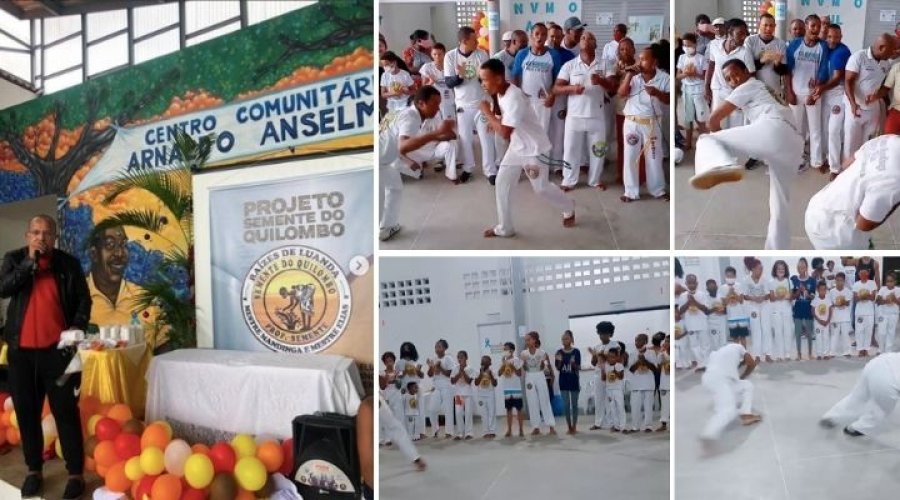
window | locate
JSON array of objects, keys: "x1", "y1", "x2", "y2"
[
  {"x1": 456, "y1": 1, "x2": 488, "y2": 29},
  {"x1": 381, "y1": 278, "x2": 432, "y2": 308},
  {"x1": 742, "y1": 0, "x2": 763, "y2": 35}
]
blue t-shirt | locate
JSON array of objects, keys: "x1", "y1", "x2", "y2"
[
  {"x1": 826, "y1": 43, "x2": 852, "y2": 83},
  {"x1": 556, "y1": 347, "x2": 581, "y2": 391},
  {"x1": 791, "y1": 275, "x2": 817, "y2": 319}
]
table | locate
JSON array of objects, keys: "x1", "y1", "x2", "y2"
[
  {"x1": 79, "y1": 343, "x2": 150, "y2": 418},
  {"x1": 145, "y1": 349, "x2": 364, "y2": 440}
]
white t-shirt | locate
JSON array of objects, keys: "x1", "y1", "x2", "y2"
[
  {"x1": 645, "y1": 350, "x2": 669, "y2": 390},
  {"x1": 395, "y1": 106, "x2": 426, "y2": 140},
  {"x1": 845, "y1": 48, "x2": 892, "y2": 110},
  {"x1": 419, "y1": 61, "x2": 454, "y2": 104},
  {"x1": 722, "y1": 282, "x2": 748, "y2": 321},
  {"x1": 622, "y1": 70, "x2": 670, "y2": 117},
  {"x1": 427, "y1": 354, "x2": 456, "y2": 388},
  {"x1": 677, "y1": 53, "x2": 708, "y2": 95},
  {"x1": 498, "y1": 355, "x2": 524, "y2": 394},
  {"x1": 742, "y1": 275, "x2": 769, "y2": 301},
  {"x1": 605, "y1": 362, "x2": 625, "y2": 390},
  {"x1": 746, "y1": 34, "x2": 787, "y2": 92},
  {"x1": 878, "y1": 286, "x2": 900, "y2": 316},
  {"x1": 709, "y1": 40, "x2": 756, "y2": 91},
  {"x1": 492, "y1": 49, "x2": 517, "y2": 82},
  {"x1": 474, "y1": 367, "x2": 496, "y2": 396},
  {"x1": 380, "y1": 69, "x2": 414, "y2": 111},
  {"x1": 812, "y1": 294, "x2": 832, "y2": 324},
  {"x1": 829, "y1": 287, "x2": 854, "y2": 322},
  {"x1": 601, "y1": 40, "x2": 619, "y2": 75},
  {"x1": 521, "y1": 348, "x2": 547, "y2": 373},
  {"x1": 789, "y1": 41, "x2": 824, "y2": 96},
  {"x1": 706, "y1": 343, "x2": 747, "y2": 380},
  {"x1": 768, "y1": 277, "x2": 793, "y2": 314},
  {"x1": 678, "y1": 290, "x2": 709, "y2": 331},
  {"x1": 727, "y1": 78, "x2": 793, "y2": 123},
  {"x1": 451, "y1": 365, "x2": 477, "y2": 397},
  {"x1": 381, "y1": 367, "x2": 401, "y2": 396},
  {"x1": 557, "y1": 55, "x2": 606, "y2": 119},
  {"x1": 561, "y1": 39, "x2": 580, "y2": 57},
  {"x1": 519, "y1": 49, "x2": 556, "y2": 99},
  {"x1": 807, "y1": 136, "x2": 900, "y2": 225},
  {"x1": 395, "y1": 358, "x2": 422, "y2": 389},
  {"x1": 499, "y1": 84, "x2": 552, "y2": 157},
  {"x1": 708, "y1": 292, "x2": 727, "y2": 317},
  {"x1": 403, "y1": 393, "x2": 419, "y2": 417},
  {"x1": 629, "y1": 352, "x2": 656, "y2": 391},
  {"x1": 853, "y1": 280, "x2": 878, "y2": 316},
  {"x1": 444, "y1": 47, "x2": 490, "y2": 108}
]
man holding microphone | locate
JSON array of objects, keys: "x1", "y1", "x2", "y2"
[{"x1": 0, "y1": 214, "x2": 91, "y2": 499}]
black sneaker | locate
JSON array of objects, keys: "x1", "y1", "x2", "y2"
[
  {"x1": 843, "y1": 426, "x2": 864, "y2": 437},
  {"x1": 745, "y1": 158, "x2": 759, "y2": 170},
  {"x1": 62, "y1": 477, "x2": 85, "y2": 500},
  {"x1": 488, "y1": 175, "x2": 496, "y2": 186},
  {"x1": 21, "y1": 473, "x2": 42, "y2": 498},
  {"x1": 460, "y1": 171, "x2": 471, "y2": 184}
]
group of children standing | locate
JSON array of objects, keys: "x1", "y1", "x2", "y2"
[
  {"x1": 379, "y1": 322, "x2": 671, "y2": 447},
  {"x1": 674, "y1": 257, "x2": 899, "y2": 370}
]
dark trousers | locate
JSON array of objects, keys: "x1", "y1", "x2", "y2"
[{"x1": 7, "y1": 347, "x2": 84, "y2": 475}]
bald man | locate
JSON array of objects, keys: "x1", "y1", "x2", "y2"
[{"x1": 843, "y1": 34, "x2": 896, "y2": 160}]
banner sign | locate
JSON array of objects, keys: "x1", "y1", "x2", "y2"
[
  {"x1": 208, "y1": 168, "x2": 373, "y2": 362},
  {"x1": 509, "y1": 1, "x2": 582, "y2": 32},
  {"x1": 796, "y1": 0, "x2": 868, "y2": 50}
]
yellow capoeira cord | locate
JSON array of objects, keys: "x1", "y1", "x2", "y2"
[{"x1": 623, "y1": 83, "x2": 665, "y2": 179}]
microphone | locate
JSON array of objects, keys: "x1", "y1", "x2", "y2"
[{"x1": 32, "y1": 249, "x2": 41, "y2": 274}]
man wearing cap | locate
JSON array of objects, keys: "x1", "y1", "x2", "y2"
[
  {"x1": 493, "y1": 30, "x2": 526, "y2": 82},
  {"x1": 561, "y1": 16, "x2": 585, "y2": 57},
  {"x1": 712, "y1": 17, "x2": 727, "y2": 42}
]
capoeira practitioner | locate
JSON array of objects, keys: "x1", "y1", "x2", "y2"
[
  {"x1": 394, "y1": 86, "x2": 459, "y2": 183},
  {"x1": 816, "y1": 25, "x2": 851, "y2": 176},
  {"x1": 478, "y1": 58, "x2": 576, "y2": 238},
  {"x1": 700, "y1": 340, "x2": 762, "y2": 443},
  {"x1": 829, "y1": 272, "x2": 855, "y2": 357},
  {"x1": 426, "y1": 339, "x2": 457, "y2": 438},
  {"x1": 677, "y1": 274, "x2": 711, "y2": 370},
  {"x1": 820, "y1": 352, "x2": 900, "y2": 437},
  {"x1": 853, "y1": 269, "x2": 878, "y2": 357},
  {"x1": 618, "y1": 45, "x2": 670, "y2": 202},
  {"x1": 743, "y1": 258, "x2": 773, "y2": 362},
  {"x1": 554, "y1": 31, "x2": 615, "y2": 190},
  {"x1": 445, "y1": 26, "x2": 495, "y2": 183},
  {"x1": 379, "y1": 394, "x2": 427, "y2": 470},
  {"x1": 705, "y1": 18, "x2": 756, "y2": 131},
  {"x1": 785, "y1": 15, "x2": 829, "y2": 171},
  {"x1": 589, "y1": 321, "x2": 615, "y2": 430},
  {"x1": 804, "y1": 134, "x2": 900, "y2": 249},
  {"x1": 706, "y1": 280, "x2": 728, "y2": 352},
  {"x1": 690, "y1": 59, "x2": 803, "y2": 250},
  {"x1": 843, "y1": 35, "x2": 896, "y2": 161},
  {"x1": 876, "y1": 274, "x2": 900, "y2": 354}
]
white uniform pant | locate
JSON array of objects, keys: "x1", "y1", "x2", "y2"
[
  {"x1": 428, "y1": 383, "x2": 455, "y2": 436},
  {"x1": 562, "y1": 117, "x2": 607, "y2": 188},
  {"x1": 659, "y1": 389, "x2": 670, "y2": 423},
  {"x1": 822, "y1": 91, "x2": 845, "y2": 171},
  {"x1": 530, "y1": 97, "x2": 552, "y2": 136},
  {"x1": 698, "y1": 117, "x2": 803, "y2": 249},
  {"x1": 687, "y1": 329, "x2": 709, "y2": 368},
  {"x1": 790, "y1": 96, "x2": 824, "y2": 167},
  {"x1": 379, "y1": 398, "x2": 420, "y2": 462},
  {"x1": 832, "y1": 321, "x2": 853, "y2": 356},
  {"x1": 822, "y1": 354, "x2": 900, "y2": 434},
  {"x1": 406, "y1": 140, "x2": 459, "y2": 180},
  {"x1": 772, "y1": 310, "x2": 793, "y2": 359},
  {"x1": 456, "y1": 104, "x2": 496, "y2": 176},
  {"x1": 476, "y1": 391, "x2": 497, "y2": 435},
  {"x1": 524, "y1": 371, "x2": 556, "y2": 430},
  {"x1": 708, "y1": 316, "x2": 728, "y2": 351},
  {"x1": 748, "y1": 305, "x2": 772, "y2": 358},
  {"x1": 805, "y1": 205, "x2": 869, "y2": 250},
  {"x1": 878, "y1": 313, "x2": 899, "y2": 354},
  {"x1": 856, "y1": 314, "x2": 875, "y2": 352},
  {"x1": 454, "y1": 394, "x2": 475, "y2": 437},
  {"x1": 814, "y1": 323, "x2": 831, "y2": 357},
  {"x1": 843, "y1": 99, "x2": 882, "y2": 163},
  {"x1": 712, "y1": 88, "x2": 743, "y2": 129},
  {"x1": 605, "y1": 387, "x2": 626, "y2": 430},
  {"x1": 622, "y1": 117, "x2": 666, "y2": 199},
  {"x1": 548, "y1": 99, "x2": 566, "y2": 167},
  {"x1": 405, "y1": 413, "x2": 424, "y2": 437},
  {"x1": 379, "y1": 164, "x2": 402, "y2": 230},
  {"x1": 700, "y1": 373, "x2": 754, "y2": 440},
  {"x1": 593, "y1": 377, "x2": 607, "y2": 427},
  {"x1": 492, "y1": 154, "x2": 575, "y2": 237},
  {"x1": 630, "y1": 389, "x2": 654, "y2": 431}
]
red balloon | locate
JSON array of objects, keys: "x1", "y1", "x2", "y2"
[
  {"x1": 279, "y1": 438, "x2": 294, "y2": 477},
  {"x1": 95, "y1": 417, "x2": 122, "y2": 442},
  {"x1": 114, "y1": 432, "x2": 142, "y2": 460},
  {"x1": 134, "y1": 474, "x2": 158, "y2": 500},
  {"x1": 208, "y1": 442, "x2": 237, "y2": 474},
  {"x1": 181, "y1": 487, "x2": 206, "y2": 500}
]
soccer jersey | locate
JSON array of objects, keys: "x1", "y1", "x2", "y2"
[
  {"x1": 845, "y1": 48, "x2": 892, "y2": 110},
  {"x1": 746, "y1": 34, "x2": 787, "y2": 92},
  {"x1": 444, "y1": 47, "x2": 490, "y2": 107}
]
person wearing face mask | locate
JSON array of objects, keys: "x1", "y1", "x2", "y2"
[
  {"x1": 403, "y1": 29, "x2": 434, "y2": 79},
  {"x1": 380, "y1": 51, "x2": 415, "y2": 114},
  {"x1": 691, "y1": 59, "x2": 803, "y2": 250},
  {"x1": 785, "y1": 14, "x2": 830, "y2": 172},
  {"x1": 705, "y1": 19, "x2": 756, "y2": 131},
  {"x1": 677, "y1": 33, "x2": 709, "y2": 151},
  {"x1": 723, "y1": 266, "x2": 750, "y2": 348}
]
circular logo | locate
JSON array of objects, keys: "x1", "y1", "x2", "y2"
[
  {"x1": 832, "y1": 105, "x2": 841, "y2": 115},
  {"x1": 478, "y1": 400, "x2": 484, "y2": 406},
  {"x1": 879, "y1": 316, "x2": 884, "y2": 323},
  {"x1": 857, "y1": 317, "x2": 864, "y2": 324},
  {"x1": 526, "y1": 383, "x2": 533, "y2": 390},
  {"x1": 241, "y1": 246, "x2": 352, "y2": 354},
  {"x1": 557, "y1": 109, "x2": 567, "y2": 120},
  {"x1": 751, "y1": 311, "x2": 758, "y2": 319},
  {"x1": 591, "y1": 140, "x2": 609, "y2": 158},
  {"x1": 626, "y1": 133, "x2": 639, "y2": 146}
]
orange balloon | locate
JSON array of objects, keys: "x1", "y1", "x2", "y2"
[
  {"x1": 98, "y1": 403, "x2": 113, "y2": 417},
  {"x1": 141, "y1": 423, "x2": 171, "y2": 450},
  {"x1": 0, "y1": 411, "x2": 10, "y2": 427},
  {"x1": 191, "y1": 443, "x2": 210, "y2": 456},
  {"x1": 85, "y1": 457, "x2": 96, "y2": 472},
  {"x1": 107, "y1": 404, "x2": 133, "y2": 423},
  {"x1": 41, "y1": 399, "x2": 51, "y2": 419},
  {"x1": 235, "y1": 489, "x2": 255, "y2": 500},
  {"x1": 0, "y1": 429, "x2": 6, "y2": 447},
  {"x1": 105, "y1": 461, "x2": 132, "y2": 493},
  {"x1": 150, "y1": 473, "x2": 183, "y2": 500},
  {"x1": 79, "y1": 395, "x2": 101, "y2": 417},
  {"x1": 96, "y1": 464, "x2": 109, "y2": 478},
  {"x1": 256, "y1": 441, "x2": 284, "y2": 473},
  {"x1": 94, "y1": 440, "x2": 119, "y2": 468},
  {"x1": 6, "y1": 427, "x2": 20, "y2": 446}
]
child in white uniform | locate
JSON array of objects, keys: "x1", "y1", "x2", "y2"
[
  {"x1": 478, "y1": 58, "x2": 576, "y2": 238},
  {"x1": 743, "y1": 258, "x2": 772, "y2": 362},
  {"x1": 628, "y1": 334, "x2": 657, "y2": 433},
  {"x1": 876, "y1": 274, "x2": 900, "y2": 354},
  {"x1": 677, "y1": 274, "x2": 711, "y2": 369},
  {"x1": 700, "y1": 341, "x2": 762, "y2": 441},
  {"x1": 677, "y1": 33, "x2": 710, "y2": 149},
  {"x1": 853, "y1": 269, "x2": 878, "y2": 356},
  {"x1": 419, "y1": 43, "x2": 457, "y2": 121},
  {"x1": 618, "y1": 46, "x2": 670, "y2": 202},
  {"x1": 379, "y1": 352, "x2": 403, "y2": 425},
  {"x1": 521, "y1": 331, "x2": 557, "y2": 435},
  {"x1": 723, "y1": 266, "x2": 750, "y2": 348},
  {"x1": 426, "y1": 339, "x2": 456, "y2": 438},
  {"x1": 820, "y1": 352, "x2": 900, "y2": 436},
  {"x1": 403, "y1": 382, "x2": 425, "y2": 439},
  {"x1": 706, "y1": 280, "x2": 728, "y2": 352},
  {"x1": 829, "y1": 272, "x2": 855, "y2": 357},
  {"x1": 768, "y1": 261, "x2": 794, "y2": 362},
  {"x1": 589, "y1": 321, "x2": 615, "y2": 429},
  {"x1": 604, "y1": 346, "x2": 627, "y2": 432},
  {"x1": 380, "y1": 52, "x2": 415, "y2": 113},
  {"x1": 396, "y1": 342, "x2": 427, "y2": 437},
  {"x1": 646, "y1": 332, "x2": 670, "y2": 431},
  {"x1": 475, "y1": 355, "x2": 498, "y2": 438},
  {"x1": 674, "y1": 309, "x2": 688, "y2": 370},
  {"x1": 812, "y1": 281, "x2": 834, "y2": 359},
  {"x1": 499, "y1": 342, "x2": 525, "y2": 438},
  {"x1": 450, "y1": 350, "x2": 476, "y2": 439}
]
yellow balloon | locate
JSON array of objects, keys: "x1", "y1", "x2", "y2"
[
  {"x1": 55, "y1": 439, "x2": 63, "y2": 459},
  {"x1": 139, "y1": 447, "x2": 165, "y2": 476},
  {"x1": 234, "y1": 457, "x2": 267, "y2": 492},
  {"x1": 231, "y1": 434, "x2": 257, "y2": 458},
  {"x1": 124, "y1": 456, "x2": 145, "y2": 482},
  {"x1": 43, "y1": 432, "x2": 54, "y2": 450},
  {"x1": 480, "y1": 16, "x2": 488, "y2": 28},
  {"x1": 9, "y1": 411, "x2": 17, "y2": 429},
  {"x1": 767, "y1": 6, "x2": 775, "y2": 15},
  {"x1": 184, "y1": 453, "x2": 215, "y2": 489},
  {"x1": 87, "y1": 415, "x2": 103, "y2": 436}
]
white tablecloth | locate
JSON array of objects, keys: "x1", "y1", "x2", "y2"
[{"x1": 146, "y1": 349, "x2": 364, "y2": 439}]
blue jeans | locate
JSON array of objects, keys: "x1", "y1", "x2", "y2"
[{"x1": 561, "y1": 390, "x2": 579, "y2": 428}]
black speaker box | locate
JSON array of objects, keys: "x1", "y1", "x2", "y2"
[{"x1": 292, "y1": 412, "x2": 360, "y2": 499}]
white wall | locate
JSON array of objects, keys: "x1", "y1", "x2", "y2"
[
  {"x1": 0, "y1": 78, "x2": 36, "y2": 111},
  {"x1": 675, "y1": 0, "x2": 757, "y2": 36},
  {"x1": 379, "y1": 2, "x2": 460, "y2": 55},
  {"x1": 0, "y1": 195, "x2": 57, "y2": 256}
]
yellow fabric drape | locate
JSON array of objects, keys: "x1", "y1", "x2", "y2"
[{"x1": 77, "y1": 344, "x2": 151, "y2": 419}]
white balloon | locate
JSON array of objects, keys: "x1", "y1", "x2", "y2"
[
  {"x1": 163, "y1": 439, "x2": 192, "y2": 476},
  {"x1": 674, "y1": 148, "x2": 684, "y2": 164},
  {"x1": 3, "y1": 398, "x2": 13, "y2": 412},
  {"x1": 41, "y1": 415, "x2": 57, "y2": 438}
]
